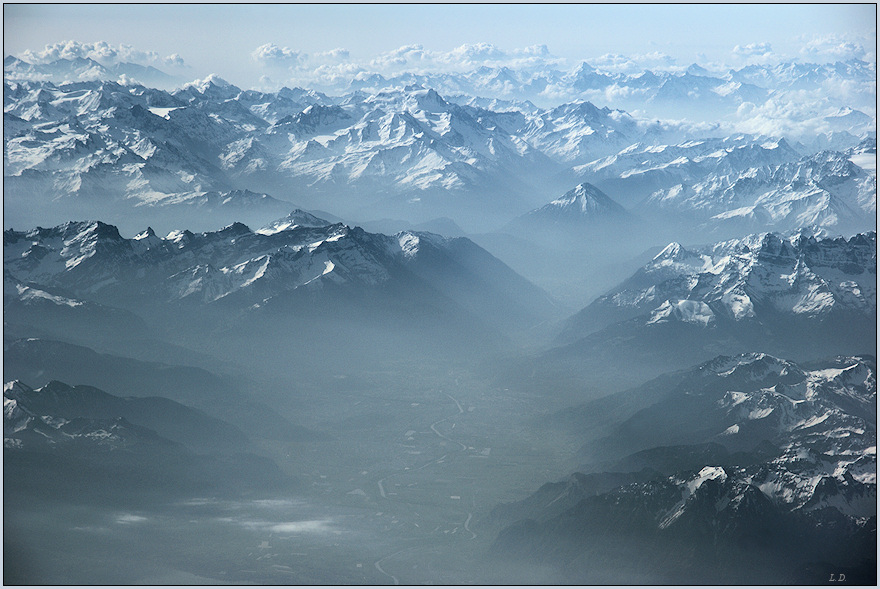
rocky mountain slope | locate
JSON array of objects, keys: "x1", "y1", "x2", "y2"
[
  {"x1": 4, "y1": 214, "x2": 561, "y2": 378},
  {"x1": 560, "y1": 229, "x2": 876, "y2": 341},
  {"x1": 488, "y1": 352, "x2": 877, "y2": 585},
  {"x1": 499, "y1": 229, "x2": 876, "y2": 397}
]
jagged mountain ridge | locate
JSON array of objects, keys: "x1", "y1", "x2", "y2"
[
  {"x1": 560, "y1": 229, "x2": 877, "y2": 342},
  {"x1": 489, "y1": 352, "x2": 877, "y2": 585},
  {"x1": 3, "y1": 54, "x2": 185, "y2": 89},
  {"x1": 3, "y1": 215, "x2": 559, "y2": 346},
  {"x1": 7, "y1": 75, "x2": 872, "y2": 240},
  {"x1": 359, "y1": 58, "x2": 875, "y2": 143},
  {"x1": 491, "y1": 464, "x2": 876, "y2": 584},
  {"x1": 574, "y1": 136, "x2": 804, "y2": 204},
  {"x1": 8, "y1": 52, "x2": 874, "y2": 120},
  {"x1": 3, "y1": 79, "x2": 567, "y2": 230},
  {"x1": 570, "y1": 136, "x2": 876, "y2": 238},
  {"x1": 642, "y1": 149, "x2": 876, "y2": 236},
  {"x1": 14, "y1": 75, "x2": 871, "y2": 236},
  {"x1": 577, "y1": 353, "x2": 876, "y2": 475},
  {"x1": 498, "y1": 229, "x2": 876, "y2": 397}
]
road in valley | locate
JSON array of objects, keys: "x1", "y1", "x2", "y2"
[{"x1": 368, "y1": 390, "x2": 481, "y2": 583}]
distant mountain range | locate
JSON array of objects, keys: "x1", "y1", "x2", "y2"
[
  {"x1": 8, "y1": 52, "x2": 874, "y2": 124},
  {"x1": 3, "y1": 337, "x2": 316, "y2": 442},
  {"x1": 561, "y1": 229, "x2": 876, "y2": 340},
  {"x1": 4, "y1": 54, "x2": 186, "y2": 88},
  {"x1": 5, "y1": 73, "x2": 874, "y2": 239}
]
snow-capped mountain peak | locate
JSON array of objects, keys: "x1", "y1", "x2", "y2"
[
  {"x1": 256, "y1": 209, "x2": 332, "y2": 235},
  {"x1": 560, "y1": 230, "x2": 876, "y2": 343},
  {"x1": 180, "y1": 74, "x2": 236, "y2": 96},
  {"x1": 549, "y1": 182, "x2": 625, "y2": 214},
  {"x1": 510, "y1": 182, "x2": 632, "y2": 235}
]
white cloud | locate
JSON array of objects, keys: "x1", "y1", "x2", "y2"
[
  {"x1": 369, "y1": 44, "x2": 432, "y2": 69},
  {"x1": 252, "y1": 42, "x2": 568, "y2": 91},
  {"x1": 115, "y1": 513, "x2": 149, "y2": 524},
  {"x1": 17, "y1": 40, "x2": 187, "y2": 69},
  {"x1": 251, "y1": 44, "x2": 362, "y2": 87},
  {"x1": 436, "y1": 43, "x2": 565, "y2": 71},
  {"x1": 586, "y1": 52, "x2": 680, "y2": 74},
  {"x1": 252, "y1": 43, "x2": 306, "y2": 67},
  {"x1": 518, "y1": 44, "x2": 550, "y2": 57},
  {"x1": 733, "y1": 42, "x2": 774, "y2": 58},
  {"x1": 117, "y1": 74, "x2": 139, "y2": 86},
  {"x1": 307, "y1": 62, "x2": 366, "y2": 86},
  {"x1": 538, "y1": 82, "x2": 577, "y2": 102},
  {"x1": 236, "y1": 518, "x2": 337, "y2": 535},
  {"x1": 730, "y1": 93, "x2": 874, "y2": 141},
  {"x1": 362, "y1": 43, "x2": 566, "y2": 75},
  {"x1": 444, "y1": 42, "x2": 507, "y2": 64},
  {"x1": 314, "y1": 48, "x2": 350, "y2": 61},
  {"x1": 731, "y1": 42, "x2": 777, "y2": 65},
  {"x1": 163, "y1": 54, "x2": 186, "y2": 68},
  {"x1": 588, "y1": 53, "x2": 633, "y2": 71},
  {"x1": 800, "y1": 35, "x2": 867, "y2": 61},
  {"x1": 639, "y1": 51, "x2": 678, "y2": 68},
  {"x1": 729, "y1": 42, "x2": 780, "y2": 67},
  {"x1": 268, "y1": 520, "x2": 334, "y2": 534}
]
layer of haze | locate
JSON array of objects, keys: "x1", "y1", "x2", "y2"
[{"x1": 5, "y1": 4, "x2": 876, "y2": 89}]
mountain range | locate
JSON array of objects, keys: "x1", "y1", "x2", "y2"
[
  {"x1": 3, "y1": 54, "x2": 186, "y2": 89},
  {"x1": 3, "y1": 44, "x2": 876, "y2": 586},
  {"x1": 5, "y1": 74, "x2": 874, "y2": 242},
  {"x1": 562, "y1": 229, "x2": 876, "y2": 339},
  {"x1": 4, "y1": 214, "x2": 561, "y2": 379},
  {"x1": 8, "y1": 52, "x2": 874, "y2": 128},
  {"x1": 489, "y1": 352, "x2": 877, "y2": 584},
  {"x1": 507, "y1": 229, "x2": 876, "y2": 397}
]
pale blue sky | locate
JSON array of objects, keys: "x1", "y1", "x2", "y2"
[{"x1": 5, "y1": 3, "x2": 876, "y2": 87}]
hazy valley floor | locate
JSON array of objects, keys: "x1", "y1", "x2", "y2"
[{"x1": 5, "y1": 358, "x2": 583, "y2": 585}]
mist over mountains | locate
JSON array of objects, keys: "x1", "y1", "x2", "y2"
[
  {"x1": 4, "y1": 32, "x2": 876, "y2": 586},
  {"x1": 5, "y1": 55, "x2": 875, "y2": 236}
]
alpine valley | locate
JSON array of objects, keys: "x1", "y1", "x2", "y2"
[{"x1": 3, "y1": 28, "x2": 876, "y2": 586}]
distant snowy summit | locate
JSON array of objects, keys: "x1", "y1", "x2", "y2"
[
  {"x1": 572, "y1": 136, "x2": 876, "y2": 239},
  {"x1": 3, "y1": 54, "x2": 185, "y2": 89},
  {"x1": 526, "y1": 183, "x2": 630, "y2": 222},
  {"x1": 256, "y1": 209, "x2": 333, "y2": 235},
  {"x1": 6, "y1": 49, "x2": 875, "y2": 123},
  {"x1": 644, "y1": 148, "x2": 877, "y2": 237},
  {"x1": 506, "y1": 182, "x2": 635, "y2": 242}
]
